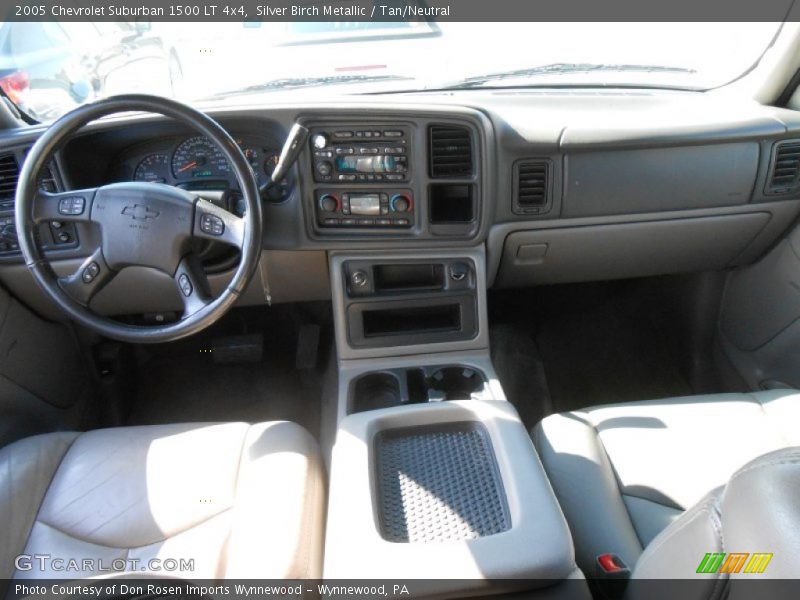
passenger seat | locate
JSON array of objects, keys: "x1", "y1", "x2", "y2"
[{"x1": 532, "y1": 391, "x2": 800, "y2": 577}]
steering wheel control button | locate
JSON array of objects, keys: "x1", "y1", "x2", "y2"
[
  {"x1": 200, "y1": 213, "x2": 225, "y2": 236},
  {"x1": 81, "y1": 261, "x2": 100, "y2": 284},
  {"x1": 58, "y1": 196, "x2": 85, "y2": 216},
  {"x1": 178, "y1": 273, "x2": 193, "y2": 297}
]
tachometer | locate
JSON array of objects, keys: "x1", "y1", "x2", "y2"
[
  {"x1": 172, "y1": 136, "x2": 230, "y2": 179},
  {"x1": 133, "y1": 154, "x2": 170, "y2": 183}
]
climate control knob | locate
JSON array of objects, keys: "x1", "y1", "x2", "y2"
[
  {"x1": 390, "y1": 194, "x2": 412, "y2": 213},
  {"x1": 319, "y1": 194, "x2": 339, "y2": 213}
]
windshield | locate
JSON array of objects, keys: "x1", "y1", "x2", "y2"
[{"x1": 0, "y1": 21, "x2": 783, "y2": 122}]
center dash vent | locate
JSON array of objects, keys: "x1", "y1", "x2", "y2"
[
  {"x1": 768, "y1": 140, "x2": 800, "y2": 195},
  {"x1": 513, "y1": 160, "x2": 550, "y2": 214},
  {"x1": 0, "y1": 153, "x2": 19, "y2": 199},
  {"x1": 429, "y1": 125, "x2": 473, "y2": 178}
]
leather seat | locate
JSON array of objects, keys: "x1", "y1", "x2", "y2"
[
  {"x1": 532, "y1": 390, "x2": 800, "y2": 576},
  {"x1": 0, "y1": 421, "x2": 325, "y2": 581}
]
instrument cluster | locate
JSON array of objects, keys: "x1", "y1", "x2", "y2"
[{"x1": 121, "y1": 134, "x2": 292, "y2": 202}]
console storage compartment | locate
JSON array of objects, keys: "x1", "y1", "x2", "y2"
[
  {"x1": 324, "y1": 400, "x2": 579, "y2": 594},
  {"x1": 330, "y1": 249, "x2": 489, "y2": 360}
]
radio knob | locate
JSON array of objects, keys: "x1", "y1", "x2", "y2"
[
  {"x1": 390, "y1": 194, "x2": 411, "y2": 213},
  {"x1": 313, "y1": 134, "x2": 328, "y2": 149},
  {"x1": 319, "y1": 194, "x2": 339, "y2": 212},
  {"x1": 316, "y1": 161, "x2": 332, "y2": 176}
]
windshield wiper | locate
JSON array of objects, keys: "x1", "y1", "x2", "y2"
[
  {"x1": 444, "y1": 63, "x2": 697, "y2": 89},
  {"x1": 206, "y1": 74, "x2": 413, "y2": 98}
]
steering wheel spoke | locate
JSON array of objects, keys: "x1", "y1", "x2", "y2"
[
  {"x1": 193, "y1": 198, "x2": 245, "y2": 247},
  {"x1": 174, "y1": 254, "x2": 213, "y2": 316},
  {"x1": 33, "y1": 188, "x2": 96, "y2": 224},
  {"x1": 57, "y1": 248, "x2": 116, "y2": 306}
]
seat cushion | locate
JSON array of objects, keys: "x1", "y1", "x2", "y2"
[
  {"x1": 532, "y1": 390, "x2": 800, "y2": 574},
  {"x1": 0, "y1": 421, "x2": 325, "y2": 581}
]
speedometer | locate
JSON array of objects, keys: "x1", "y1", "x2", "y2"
[
  {"x1": 134, "y1": 154, "x2": 169, "y2": 183},
  {"x1": 172, "y1": 136, "x2": 230, "y2": 179}
]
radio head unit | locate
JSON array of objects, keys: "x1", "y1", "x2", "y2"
[{"x1": 310, "y1": 126, "x2": 410, "y2": 183}]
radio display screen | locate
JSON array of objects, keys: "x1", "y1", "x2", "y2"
[
  {"x1": 349, "y1": 194, "x2": 381, "y2": 216},
  {"x1": 335, "y1": 155, "x2": 397, "y2": 173}
]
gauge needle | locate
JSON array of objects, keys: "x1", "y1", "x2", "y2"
[{"x1": 177, "y1": 160, "x2": 198, "y2": 173}]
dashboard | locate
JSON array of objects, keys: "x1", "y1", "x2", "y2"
[{"x1": 2, "y1": 91, "x2": 800, "y2": 318}]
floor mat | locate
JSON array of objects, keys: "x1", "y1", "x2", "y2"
[
  {"x1": 489, "y1": 280, "x2": 695, "y2": 418},
  {"x1": 126, "y1": 305, "x2": 328, "y2": 438},
  {"x1": 536, "y1": 298, "x2": 693, "y2": 413}
]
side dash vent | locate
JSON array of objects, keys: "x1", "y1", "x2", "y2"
[
  {"x1": 767, "y1": 140, "x2": 800, "y2": 195},
  {"x1": 0, "y1": 153, "x2": 19, "y2": 199}
]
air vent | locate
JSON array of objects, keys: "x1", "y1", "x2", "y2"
[
  {"x1": 0, "y1": 153, "x2": 19, "y2": 198},
  {"x1": 514, "y1": 160, "x2": 549, "y2": 214},
  {"x1": 768, "y1": 141, "x2": 800, "y2": 194},
  {"x1": 429, "y1": 125, "x2": 473, "y2": 178}
]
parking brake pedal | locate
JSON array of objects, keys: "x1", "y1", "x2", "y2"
[{"x1": 211, "y1": 334, "x2": 263, "y2": 364}]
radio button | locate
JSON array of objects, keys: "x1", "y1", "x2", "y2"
[
  {"x1": 376, "y1": 218, "x2": 392, "y2": 226},
  {"x1": 323, "y1": 218, "x2": 339, "y2": 226},
  {"x1": 333, "y1": 131, "x2": 353, "y2": 138},
  {"x1": 358, "y1": 219, "x2": 374, "y2": 225},
  {"x1": 386, "y1": 174, "x2": 403, "y2": 181},
  {"x1": 393, "y1": 218, "x2": 411, "y2": 226},
  {"x1": 316, "y1": 161, "x2": 333, "y2": 176},
  {"x1": 341, "y1": 218, "x2": 356, "y2": 226},
  {"x1": 384, "y1": 130, "x2": 403, "y2": 137},
  {"x1": 338, "y1": 174, "x2": 356, "y2": 181},
  {"x1": 313, "y1": 134, "x2": 328, "y2": 149}
]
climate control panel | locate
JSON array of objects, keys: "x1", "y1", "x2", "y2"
[{"x1": 316, "y1": 190, "x2": 414, "y2": 228}]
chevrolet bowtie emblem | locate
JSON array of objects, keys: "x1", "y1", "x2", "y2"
[{"x1": 122, "y1": 204, "x2": 160, "y2": 221}]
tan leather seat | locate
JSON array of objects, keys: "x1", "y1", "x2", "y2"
[
  {"x1": 532, "y1": 390, "x2": 800, "y2": 577},
  {"x1": 0, "y1": 421, "x2": 325, "y2": 581}
]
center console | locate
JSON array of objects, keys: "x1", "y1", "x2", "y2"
[
  {"x1": 319, "y1": 111, "x2": 584, "y2": 597},
  {"x1": 323, "y1": 246, "x2": 585, "y2": 598}
]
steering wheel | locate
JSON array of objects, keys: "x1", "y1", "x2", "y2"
[{"x1": 15, "y1": 95, "x2": 263, "y2": 344}]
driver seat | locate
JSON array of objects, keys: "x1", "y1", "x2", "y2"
[{"x1": 0, "y1": 421, "x2": 325, "y2": 581}]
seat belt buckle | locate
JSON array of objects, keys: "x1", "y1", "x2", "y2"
[{"x1": 595, "y1": 554, "x2": 630, "y2": 600}]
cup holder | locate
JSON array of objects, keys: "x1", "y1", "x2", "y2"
[
  {"x1": 352, "y1": 372, "x2": 402, "y2": 413},
  {"x1": 349, "y1": 365, "x2": 488, "y2": 414},
  {"x1": 427, "y1": 367, "x2": 484, "y2": 401}
]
